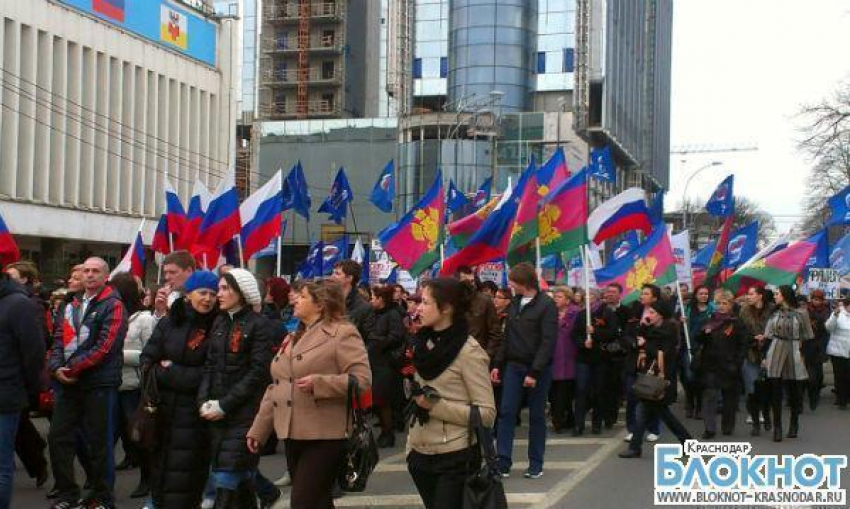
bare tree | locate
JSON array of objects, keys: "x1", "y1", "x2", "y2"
[
  {"x1": 673, "y1": 196, "x2": 776, "y2": 247},
  {"x1": 797, "y1": 81, "x2": 850, "y2": 234}
]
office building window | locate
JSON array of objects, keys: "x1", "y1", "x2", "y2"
[
  {"x1": 322, "y1": 61, "x2": 335, "y2": 79},
  {"x1": 440, "y1": 57, "x2": 448, "y2": 78},
  {"x1": 413, "y1": 58, "x2": 422, "y2": 79},
  {"x1": 537, "y1": 51, "x2": 546, "y2": 74},
  {"x1": 564, "y1": 48, "x2": 575, "y2": 72}
]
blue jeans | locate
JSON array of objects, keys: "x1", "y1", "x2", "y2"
[
  {"x1": 211, "y1": 469, "x2": 256, "y2": 490},
  {"x1": 496, "y1": 363, "x2": 552, "y2": 473},
  {"x1": 0, "y1": 412, "x2": 21, "y2": 509},
  {"x1": 625, "y1": 373, "x2": 660, "y2": 436},
  {"x1": 628, "y1": 401, "x2": 691, "y2": 452}
]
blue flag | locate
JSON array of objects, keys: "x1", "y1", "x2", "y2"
[
  {"x1": 318, "y1": 168, "x2": 353, "y2": 224},
  {"x1": 369, "y1": 159, "x2": 395, "y2": 213},
  {"x1": 830, "y1": 232, "x2": 850, "y2": 275},
  {"x1": 693, "y1": 242, "x2": 715, "y2": 269},
  {"x1": 826, "y1": 185, "x2": 850, "y2": 226},
  {"x1": 706, "y1": 175, "x2": 735, "y2": 217},
  {"x1": 322, "y1": 236, "x2": 349, "y2": 275},
  {"x1": 649, "y1": 191, "x2": 665, "y2": 224},
  {"x1": 612, "y1": 231, "x2": 641, "y2": 262},
  {"x1": 588, "y1": 145, "x2": 615, "y2": 182},
  {"x1": 447, "y1": 179, "x2": 470, "y2": 215},
  {"x1": 803, "y1": 229, "x2": 830, "y2": 278},
  {"x1": 283, "y1": 161, "x2": 312, "y2": 220},
  {"x1": 724, "y1": 221, "x2": 759, "y2": 268},
  {"x1": 473, "y1": 178, "x2": 492, "y2": 208},
  {"x1": 297, "y1": 240, "x2": 324, "y2": 279}
]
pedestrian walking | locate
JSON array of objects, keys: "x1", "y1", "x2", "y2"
[
  {"x1": 331, "y1": 260, "x2": 376, "y2": 344},
  {"x1": 548, "y1": 287, "x2": 579, "y2": 434},
  {"x1": 405, "y1": 278, "x2": 496, "y2": 508},
  {"x1": 739, "y1": 286, "x2": 775, "y2": 436},
  {"x1": 492, "y1": 263, "x2": 557, "y2": 479},
  {"x1": 368, "y1": 285, "x2": 407, "y2": 448},
  {"x1": 455, "y1": 265, "x2": 502, "y2": 359},
  {"x1": 199, "y1": 269, "x2": 273, "y2": 507},
  {"x1": 247, "y1": 279, "x2": 371, "y2": 509},
  {"x1": 48, "y1": 257, "x2": 128, "y2": 509},
  {"x1": 139, "y1": 270, "x2": 219, "y2": 509},
  {"x1": 693, "y1": 290, "x2": 747, "y2": 438},
  {"x1": 683, "y1": 285, "x2": 714, "y2": 420},
  {"x1": 0, "y1": 271, "x2": 46, "y2": 509},
  {"x1": 825, "y1": 297, "x2": 850, "y2": 410},
  {"x1": 763, "y1": 285, "x2": 814, "y2": 442},
  {"x1": 622, "y1": 285, "x2": 663, "y2": 443},
  {"x1": 804, "y1": 290, "x2": 830, "y2": 411},
  {"x1": 619, "y1": 301, "x2": 692, "y2": 458}
]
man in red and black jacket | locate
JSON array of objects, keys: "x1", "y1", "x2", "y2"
[{"x1": 48, "y1": 257, "x2": 127, "y2": 509}]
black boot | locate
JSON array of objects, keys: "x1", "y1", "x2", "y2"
[
  {"x1": 130, "y1": 478, "x2": 149, "y2": 498},
  {"x1": 237, "y1": 482, "x2": 258, "y2": 509},
  {"x1": 772, "y1": 397, "x2": 783, "y2": 442},
  {"x1": 787, "y1": 412, "x2": 799, "y2": 439},
  {"x1": 214, "y1": 488, "x2": 238, "y2": 509},
  {"x1": 376, "y1": 431, "x2": 395, "y2": 448}
]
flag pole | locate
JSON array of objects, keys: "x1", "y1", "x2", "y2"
[
  {"x1": 675, "y1": 279, "x2": 692, "y2": 357},
  {"x1": 535, "y1": 237, "x2": 542, "y2": 282},
  {"x1": 348, "y1": 202, "x2": 360, "y2": 236},
  {"x1": 582, "y1": 245, "x2": 592, "y2": 341},
  {"x1": 276, "y1": 224, "x2": 283, "y2": 278},
  {"x1": 236, "y1": 234, "x2": 245, "y2": 269}
]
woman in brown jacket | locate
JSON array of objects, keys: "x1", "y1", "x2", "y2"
[
  {"x1": 406, "y1": 278, "x2": 496, "y2": 509},
  {"x1": 246, "y1": 279, "x2": 371, "y2": 509}
]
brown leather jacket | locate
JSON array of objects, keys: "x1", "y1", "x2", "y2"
[{"x1": 467, "y1": 291, "x2": 501, "y2": 361}]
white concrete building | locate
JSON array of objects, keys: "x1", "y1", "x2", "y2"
[{"x1": 0, "y1": 0, "x2": 239, "y2": 277}]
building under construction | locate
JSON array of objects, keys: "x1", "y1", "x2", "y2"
[{"x1": 259, "y1": 0, "x2": 393, "y2": 120}]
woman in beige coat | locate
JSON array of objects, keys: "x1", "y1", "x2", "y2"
[
  {"x1": 406, "y1": 278, "x2": 496, "y2": 509},
  {"x1": 247, "y1": 279, "x2": 371, "y2": 509}
]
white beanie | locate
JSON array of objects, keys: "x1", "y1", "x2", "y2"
[{"x1": 227, "y1": 268, "x2": 262, "y2": 307}]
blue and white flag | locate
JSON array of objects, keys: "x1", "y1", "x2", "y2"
[
  {"x1": 829, "y1": 232, "x2": 850, "y2": 275},
  {"x1": 296, "y1": 240, "x2": 324, "y2": 279},
  {"x1": 282, "y1": 161, "x2": 312, "y2": 220},
  {"x1": 705, "y1": 175, "x2": 735, "y2": 218},
  {"x1": 447, "y1": 179, "x2": 470, "y2": 215},
  {"x1": 473, "y1": 178, "x2": 492, "y2": 208},
  {"x1": 369, "y1": 160, "x2": 395, "y2": 213},
  {"x1": 587, "y1": 145, "x2": 615, "y2": 182},
  {"x1": 322, "y1": 236, "x2": 349, "y2": 275},
  {"x1": 826, "y1": 185, "x2": 850, "y2": 226},
  {"x1": 318, "y1": 168, "x2": 353, "y2": 224}
]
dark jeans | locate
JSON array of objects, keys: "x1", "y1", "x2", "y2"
[
  {"x1": 769, "y1": 378, "x2": 803, "y2": 430},
  {"x1": 15, "y1": 411, "x2": 47, "y2": 479},
  {"x1": 408, "y1": 447, "x2": 480, "y2": 509},
  {"x1": 255, "y1": 471, "x2": 278, "y2": 502},
  {"x1": 574, "y1": 362, "x2": 603, "y2": 432},
  {"x1": 496, "y1": 363, "x2": 552, "y2": 473},
  {"x1": 832, "y1": 356, "x2": 850, "y2": 406},
  {"x1": 548, "y1": 379, "x2": 575, "y2": 430},
  {"x1": 625, "y1": 373, "x2": 660, "y2": 435},
  {"x1": 628, "y1": 401, "x2": 691, "y2": 452},
  {"x1": 0, "y1": 412, "x2": 21, "y2": 509},
  {"x1": 284, "y1": 438, "x2": 346, "y2": 509},
  {"x1": 805, "y1": 361, "x2": 824, "y2": 407},
  {"x1": 114, "y1": 389, "x2": 140, "y2": 462},
  {"x1": 702, "y1": 387, "x2": 738, "y2": 434},
  {"x1": 48, "y1": 385, "x2": 117, "y2": 504},
  {"x1": 599, "y1": 360, "x2": 624, "y2": 426}
]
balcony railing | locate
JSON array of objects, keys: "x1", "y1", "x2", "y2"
[
  {"x1": 263, "y1": 2, "x2": 340, "y2": 22},
  {"x1": 262, "y1": 35, "x2": 342, "y2": 53},
  {"x1": 261, "y1": 67, "x2": 342, "y2": 85},
  {"x1": 261, "y1": 99, "x2": 339, "y2": 118}
]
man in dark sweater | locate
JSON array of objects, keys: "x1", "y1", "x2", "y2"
[
  {"x1": 492, "y1": 263, "x2": 557, "y2": 479},
  {"x1": 332, "y1": 260, "x2": 376, "y2": 344},
  {"x1": 0, "y1": 273, "x2": 46, "y2": 508}
]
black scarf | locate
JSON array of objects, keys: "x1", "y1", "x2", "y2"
[
  {"x1": 705, "y1": 310, "x2": 735, "y2": 332},
  {"x1": 412, "y1": 321, "x2": 469, "y2": 381}
]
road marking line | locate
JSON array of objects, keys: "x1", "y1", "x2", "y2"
[
  {"x1": 515, "y1": 438, "x2": 611, "y2": 445},
  {"x1": 375, "y1": 460, "x2": 584, "y2": 473},
  {"x1": 528, "y1": 433, "x2": 624, "y2": 509},
  {"x1": 274, "y1": 492, "x2": 546, "y2": 508}
]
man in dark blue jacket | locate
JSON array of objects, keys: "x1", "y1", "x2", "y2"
[
  {"x1": 0, "y1": 272, "x2": 46, "y2": 508},
  {"x1": 48, "y1": 257, "x2": 127, "y2": 509},
  {"x1": 491, "y1": 263, "x2": 558, "y2": 479}
]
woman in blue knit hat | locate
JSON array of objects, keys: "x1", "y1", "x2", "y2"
[{"x1": 140, "y1": 270, "x2": 219, "y2": 509}]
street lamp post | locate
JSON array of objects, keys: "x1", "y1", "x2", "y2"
[{"x1": 681, "y1": 161, "x2": 722, "y2": 233}]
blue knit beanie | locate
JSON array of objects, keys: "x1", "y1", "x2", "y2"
[{"x1": 184, "y1": 270, "x2": 219, "y2": 294}]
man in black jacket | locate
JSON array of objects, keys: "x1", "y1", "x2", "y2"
[
  {"x1": 491, "y1": 263, "x2": 557, "y2": 479},
  {"x1": 0, "y1": 272, "x2": 46, "y2": 508},
  {"x1": 48, "y1": 257, "x2": 128, "y2": 509},
  {"x1": 332, "y1": 260, "x2": 375, "y2": 344}
]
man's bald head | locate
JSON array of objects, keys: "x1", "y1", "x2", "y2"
[{"x1": 82, "y1": 257, "x2": 110, "y2": 296}]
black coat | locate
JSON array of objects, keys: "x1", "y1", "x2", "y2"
[
  {"x1": 346, "y1": 290, "x2": 376, "y2": 344},
  {"x1": 0, "y1": 277, "x2": 45, "y2": 413},
  {"x1": 494, "y1": 292, "x2": 558, "y2": 379},
  {"x1": 620, "y1": 302, "x2": 645, "y2": 375},
  {"x1": 369, "y1": 304, "x2": 406, "y2": 404},
  {"x1": 140, "y1": 299, "x2": 215, "y2": 509},
  {"x1": 693, "y1": 316, "x2": 747, "y2": 390},
  {"x1": 639, "y1": 321, "x2": 679, "y2": 405},
  {"x1": 198, "y1": 308, "x2": 273, "y2": 471},
  {"x1": 572, "y1": 304, "x2": 619, "y2": 365}
]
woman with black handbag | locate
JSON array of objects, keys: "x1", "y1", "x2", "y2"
[
  {"x1": 368, "y1": 285, "x2": 407, "y2": 448},
  {"x1": 619, "y1": 301, "x2": 692, "y2": 459},
  {"x1": 405, "y1": 278, "x2": 497, "y2": 509},
  {"x1": 247, "y1": 279, "x2": 371, "y2": 509},
  {"x1": 138, "y1": 270, "x2": 219, "y2": 508}
]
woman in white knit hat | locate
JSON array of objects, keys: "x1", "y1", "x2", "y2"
[{"x1": 198, "y1": 268, "x2": 274, "y2": 508}]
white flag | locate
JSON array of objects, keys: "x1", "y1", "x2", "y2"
[
  {"x1": 352, "y1": 237, "x2": 365, "y2": 265},
  {"x1": 669, "y1": 230, "x2": 692, "y2": 285}
]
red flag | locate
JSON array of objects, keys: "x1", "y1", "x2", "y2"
[{"x1": 0, "y1": 212, "x2": 20, "y2": 269}]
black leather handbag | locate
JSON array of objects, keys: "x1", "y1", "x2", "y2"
[
  {"x1": 338, "y1": 375, "x2": 379, "y2": 492},
  {"x1": 463, "y1": 406, "x2": 508, "y2": 509},
  {"x1": 632, "y1": 361, "x2": 667, "y2": 402},
  {"x1": 129, "y1": 365, "x2": 160, "y2": 451}
]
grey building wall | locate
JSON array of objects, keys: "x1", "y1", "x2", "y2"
[{"x1": 447, "y1": 0, "x2": 538, "y2": 113}]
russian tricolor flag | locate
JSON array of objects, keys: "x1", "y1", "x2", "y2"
[
  {"x1": 164, "y1": 178, "x2": 187, "y2": 246},
  {"x1": 0, "y1": 212, "x2": 20, "y2": 269},
  {"x1": 240, "y1": 171, "x2": 284, "y2": 261},
  {"x1": 177, "y1": 177, "x2": 213, "y2": 250},
  {"x1": 111, "y1": 223, "x2": 146, "y2": 280},
  {"x1": 151, "y1": 215, "x2": 171, "y2": 255},
  {"x1": 587, "y1": 188, "x2": 652, "y2": 245},
  {"x1": 196, "y1": 170, "x2": 242, "y2": 251}
]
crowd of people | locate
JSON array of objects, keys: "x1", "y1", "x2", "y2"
[{"x1": 1, "y1": 252, "x2": 850, "y2": 509}]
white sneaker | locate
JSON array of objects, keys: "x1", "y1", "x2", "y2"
[
  {"x1": 646, "y1": 433, "x2": 660, "y2": 442},
  {"x1": 623, "y1": 433, "x2": 633, "y2": 442},
  {"x1": 274, "y1": 473, "x2": 292, "y2": 487},
  {"x1": 745, "y1": 415, "x2": 753, "y2": 424},
  {"x1": 200, "y1": 498, "x2": 215, "y2": 509}
]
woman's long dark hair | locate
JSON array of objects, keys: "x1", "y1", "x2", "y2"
[
  {"x1": 688, "y1": 284, "x2": 710, "y2": 311},
  {"x1": 777, "y1": 285, "x2": 798, "y2": 309},
  {"x1": 110, "y1": 272, "x2": 144, "y2": 315},
  {"x1": 420, "y1": 278, "x2": 473, "y2": 328}
]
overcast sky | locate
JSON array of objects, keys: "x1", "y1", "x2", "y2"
[{"x1": 668, "y1": 0, "x2": 850, "y2": 237}]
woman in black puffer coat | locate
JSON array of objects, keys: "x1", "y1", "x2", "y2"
[
  {"x1": 140, "y1": 270, "x2": 219, "y2": 509},
  {"x1": 198, "y1": 269, "x2": 273, "y2": 508},
  {"x1": 369, "y1": 285, "x2": 407, "y2": 448}
]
